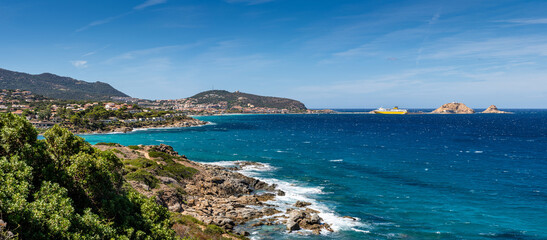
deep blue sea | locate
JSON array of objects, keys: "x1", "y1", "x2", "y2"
[{"x1": 81, "y1": 110, "x2": 547, "y2": 240}]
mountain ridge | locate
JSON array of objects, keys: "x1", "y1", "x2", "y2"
[{"x1": 0, "y1": 68, "x2": 129, "y2": 100}]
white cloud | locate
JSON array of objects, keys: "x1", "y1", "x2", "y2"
[
  {"x1": 71, "y1": 60, "x2": 88, "y2": 69},
  {"x1": 134, "y1": 0, "x2": 167, "y2": 10}
]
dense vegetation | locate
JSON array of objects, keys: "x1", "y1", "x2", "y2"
[
  {"x1": 123, "y1": 151, "x2": 198, "y2": 190},
  {"x1": 190, "y1": 90, "x2": 307, "y2": 111},
  {"x1": 0, "y1": 68, "x2": 128, "y2": 100},
  {"x1": 0, "y1": 113, "x2": 174, "y2": 239},
  {"x1": 0, "y1": 113, "x2": 236, "y2": 240}
]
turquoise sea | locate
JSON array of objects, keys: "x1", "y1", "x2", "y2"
[{"x1": 82, "y1": 110, "x2": 547, "y2": 240}]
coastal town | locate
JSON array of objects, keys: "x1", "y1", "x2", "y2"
[{"x1": 1, "y1": 89, "x2": 329, "y2": 132}]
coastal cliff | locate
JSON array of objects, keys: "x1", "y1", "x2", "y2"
[
  {"x1": 96, "y1": 143, "x2": 340, "y2": 236},
  {"x1": 432, "y1": 102, "x2": 475, "y2": 114},
  {"x1": 482, "y1": 105, "x2": 511, "y2": 114}
]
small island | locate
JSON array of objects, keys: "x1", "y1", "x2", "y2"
[
  {"x1": 482, "y1": 105, "x2": 511, "y2": 114},
  {"x1": 431, "y1": 102, "x2": 475, "y2": 114},
  {"x1": 429, "y1": 103, "x2": 511, "y2": 114}
]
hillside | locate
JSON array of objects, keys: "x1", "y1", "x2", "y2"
[
  {"x1": 0, "y1": 68, "x2": 129, "y2": 100},
  {"x1": 189, "y1": 90, "x2": 307, "y2": 111}
]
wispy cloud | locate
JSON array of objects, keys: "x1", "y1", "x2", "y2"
[
  {"x1": 332, "y1": 43, "x2": 376, "y2": 57},
  {"x1": 497, "y1": 18, "x2": 547, "y2": 25},
  {"x1": 416, "y1": 11, "x2": 441, "y2": 65},
  {"x1": 105, "y1": 43, "x2": 200, "y2": 64},
  {"x1": 76, "y1": 1, "x2": 166, "y2": 32},
  {"x1": 297, "y1": 67, "x2": 457, "y2": 95},
  {"x1": 70, "y1": 60, "x2": 88, "y2": 69},
  {"x1": 76, "y1": 12, "x2": 131, "y2": 32},
  {"x1": 134, "y1": 0, "x2": 167, "y2": 10},
  {"x1": 422, "y1": 36, "x2": 547, "y2": 60},
  {"x1": 82, "y1": 45, "x2": 111, "y2": 57},
  {"x1": 224, "y1": 0, "x2": 274, "y2": 5}
]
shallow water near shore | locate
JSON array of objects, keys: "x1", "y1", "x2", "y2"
[{"x1": 81, "y1": 110, "x2": 547, "y2": 239}]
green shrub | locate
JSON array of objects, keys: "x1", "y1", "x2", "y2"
[
  {"x1": 110, "y1": 149, "x2": 126, "y2": 158},
  {"x1": 128, "y1": 145, "x2": 141, "y2": 150},
  {"x1": 204, "y1": 224, "x2": 224, "y2": 235},
  {"x1": 148, "y1": 151, "x2": 173, "y2": 162},
  {"x1": 123, "y1": 158, "x2": 157, "y2": 169},
  {"x1": 125, "y1": 169, "x2": 160, "y2": 189},
  {"x1": 171, "y1": 214, "x2": 204, "y2": 226},
  {"x1": 95, "y1": 142, "x2": 119, "y2": 147},
  {"x1": 157, "y1": 164, "x2": 198, "y2": 181}
]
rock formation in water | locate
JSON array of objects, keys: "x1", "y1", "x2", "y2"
[
  {"x1": 482, "y1": 105, "x2": 510, "y2": 114},
  {"x1": 432, "y1": 102, "x2": 475, "y2": 114}
]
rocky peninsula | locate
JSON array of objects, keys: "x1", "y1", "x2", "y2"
[{"x1": 95, "y1": 143, "x2": 342, "y2": 237}]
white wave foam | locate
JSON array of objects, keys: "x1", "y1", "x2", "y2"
[
  {"x1": 351, "y1": 228, "x2": 370, "y2": 233},
  {"x1": 329, "y1": 159, "x2": 344, "y2": 162},
  {"x1": 199, "y1": 121, "x2": 216, "y2": 127},
  {"x1": 204, "y1": 160, "x2": 367, "y2": 234},
  {"x1": 202, "y1": 160, "x2": 239, "y2": 168}
]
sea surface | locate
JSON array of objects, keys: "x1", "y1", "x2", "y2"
[{"x1": 81, "y1": 110, "x2": 547, "y2": 240}]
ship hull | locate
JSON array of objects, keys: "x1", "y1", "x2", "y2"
[{"x1": 373, "y1": 111, "x2": 407, "y2": 114}]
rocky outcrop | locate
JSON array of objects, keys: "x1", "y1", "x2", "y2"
[
  {"x1": 97, "y1": 144, "x2": 348, "y2": 236},
  {"x1": 432, "y1": 102, "x2": 475, "y2": 114},
  {"x1": 294, "y1": 201, "x2": 312, "y2": 208},
  {"x1": 285, "y1": 208, "x2": 333, "y2": 234},
  {"x1": 482, "y1": 105, "x2": 510, "y2": 114}
]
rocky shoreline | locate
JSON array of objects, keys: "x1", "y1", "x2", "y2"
[{"x1": 95, "y1": 144, "x2": 345, "y2": 237}]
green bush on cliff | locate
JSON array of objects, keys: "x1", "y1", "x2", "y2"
[
  {"x1": 0, "y1": 113, "x2": 176, "y2": 239},
  {"x1": 204, "y1": 224, "x2": 224, "y2": 235},
  {"x1": 126, "y1": 169, "x2": 160, "y2": 189},
  {"x1": 158, "y1": 164, "x2": 198, "y2": 181},
  {"x1": 148, "y1": 151, "x2": 174, "y2": 162}
]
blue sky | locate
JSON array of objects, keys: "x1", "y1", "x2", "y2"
[{"x1": 1, "y1": 0, "x2": 546, "y2": 108}]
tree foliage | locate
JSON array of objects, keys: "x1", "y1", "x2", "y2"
[{"x1": 0, "y1": 113, "x2": 176, "y2": 239}]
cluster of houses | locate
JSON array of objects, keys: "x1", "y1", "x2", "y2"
[
  {"x1": 118, "y1": 113, "x2": 185, "y2": 124},
  {"x1": 133, "y1": 98, "x2": 293, "y2": 114},
  {"x1": 0, "y1": 89, "x2": 42, "y2": 115}
]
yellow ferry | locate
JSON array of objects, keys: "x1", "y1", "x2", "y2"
[{"x1": 373, "y1": 106, "x2": 408, "y2": 114}]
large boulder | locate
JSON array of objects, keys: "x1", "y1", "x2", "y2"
[
  {"x1": 432, "y1": 102, "x2": 475, "y2": 114},
  {"x1": 294, "y1": 201, "x2": 312, "y2": 208}
]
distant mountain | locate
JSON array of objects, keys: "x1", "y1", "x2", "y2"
[
  {"x1": 190, "y1": 90, "x2": 307, "y2": 111},
  {"x1": 0, "y1": 68, "x2": 129, "y2": 100}
]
